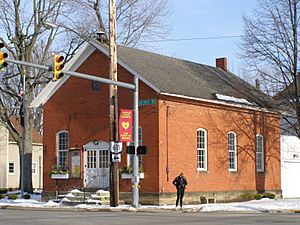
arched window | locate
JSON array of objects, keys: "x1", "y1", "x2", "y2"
[
  {"x1": 228, "y1": 131, "x2": 237, "y2": 171},
  {"x1": 57, "y1": 131, "x2": 69, "y2": 169},
  {"x1": 197, "y1": 128, "x2": 207, "y2": 171},
  {"x1": 256, "y1": 134, "x2": 264, "y2": 172}
]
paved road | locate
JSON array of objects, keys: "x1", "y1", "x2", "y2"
[{"x1": 1, "y1": 209, "x2": 300, "y2": 225}]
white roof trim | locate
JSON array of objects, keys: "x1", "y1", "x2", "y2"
[
  {"x1": 31, "y1": 40, "x2": 160, "y2": 108},
  {"x1": 160, "y1": 92, "x2": 277, "y2": 114}
]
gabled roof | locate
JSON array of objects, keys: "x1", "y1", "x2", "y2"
[
  {"x1": 1, "y1": 117, "x2": 42, "y2": 144},
  {"x1": 32, "y1": 40, "x2": 278, "y2": 111},
  {"x1": 117, "y1": 46, "x2": 278, "y2": 109}
]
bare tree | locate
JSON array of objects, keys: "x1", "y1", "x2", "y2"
[
  {"x1": 0, "y1": 0, "x2": 72, "y2": 193},
  {"x1": 240, "y1": 0, "x2": 300, "y2": 137},
  {"x1": 0, "y1": 0, "x2": 170, "y2": 193},
  {"x1": 63, "y1": 0, "x2": 170, "y2": 47}
]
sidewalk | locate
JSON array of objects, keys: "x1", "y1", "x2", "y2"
[{"x1": 1, "y1": 198, "x2": 300, "y2": 213}]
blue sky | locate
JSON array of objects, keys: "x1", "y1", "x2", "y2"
[{"x1": 151, "y1": 0, "x2": 258, "y2": 71}]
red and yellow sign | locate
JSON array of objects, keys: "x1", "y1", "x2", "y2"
[{"x1": 119, "y1": 109, "x2": 133, "y2": 142}]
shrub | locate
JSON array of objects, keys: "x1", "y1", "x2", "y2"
[
  {"x1": 254, "y1": 192, "x2": 275, "y2": 200},
  {"x1": 120, "y1": 165, "x2": 144, "y2": 174},
  {"x1": 49, "y1": 164, "x2": 69, "y2": 175},
  {"x1": 24, "y1": 194, "x2": 31, "y2": 199},
  {"x1": 261, "y1": 193, "x2": 275, "y2": 199},
  {"x1": 239, "y1": 192, "x2": 275, "y2": 201},
  {"x1": 238, "y1": 193, "x2": 256, "y2": 201},
  {"x1": 0, "y1": 194, "x2": 4, "y2": 199},
  {"x1": 8, "y1": 194, "x2": 18, "y2": 200}
]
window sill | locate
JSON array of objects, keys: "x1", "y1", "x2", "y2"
[
  {"x1": 121, "y1": 173, "x2": 144, "y2": 179},
  {"x1": 51, "y1": 174, "x2": 69, "y2": 179}
]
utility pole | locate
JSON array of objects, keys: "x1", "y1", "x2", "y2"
[{"x1": 109, "y1": 0, "x2": 119, "y2": 207}]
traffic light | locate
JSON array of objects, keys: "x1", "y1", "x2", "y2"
[
  {"x1": 0, "y1": 42, "x2": 8, "y2": 70},
  {"x1": 126, "y1": 146, "x2": 135, "y2": 154},
  {"x1": 53, "y1": 54, "x2": 64, "y2": 81},
  {"x1": 137, "y1": 146, "x2": 148, "y2": 155}
]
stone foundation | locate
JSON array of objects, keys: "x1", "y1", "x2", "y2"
[
  {"x1": 114, "y1": 190, "x2": 282, "y2": 205},
  {"x1": 42, "y1": 189, "x2": 282, "y2": 205}
]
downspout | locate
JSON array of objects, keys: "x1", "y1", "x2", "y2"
[{"x1": 166, "y1": 105, "x2": 170, "y2": 182}]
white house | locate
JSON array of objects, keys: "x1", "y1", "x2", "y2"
[
  {"x1": 281, "y1": 134, "x2": 300, "y2": 198},
  {"x1": 274, "y1": 85, "x2": 300, "y2": 198},
  {"x1": 0, "y1": 119, "x2": 43, "y2": 191}
]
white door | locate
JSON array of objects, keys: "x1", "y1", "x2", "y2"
[
  {"x1": 282, "y1": 160, "x2": 300, "y2": 198},
  {"x1": 84, "y1": 141, "x2": 110, "y2": 190}
]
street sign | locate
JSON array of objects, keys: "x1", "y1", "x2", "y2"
[
  {"x1": 110, "y1": 141, "x2": 122, "y2": 162},
  {"x1": 138, "y1": 98, "x2": 156, "y2": 106}
]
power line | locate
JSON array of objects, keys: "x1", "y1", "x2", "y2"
[{"x1": 141, "y1": 35, "x2": 243, "y2": 43}]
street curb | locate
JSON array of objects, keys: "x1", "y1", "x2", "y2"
[
  {"x1": 2, "y1": 205, "x2": 300, "y2": 213},
  {"x1": 0, "y1": 205, "x2": 171, "y2": 213}
]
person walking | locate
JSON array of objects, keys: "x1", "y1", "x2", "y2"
[{"x1": 172, "y1": 172, "x2": 187, "y2": 210}]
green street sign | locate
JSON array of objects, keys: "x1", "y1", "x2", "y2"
[{"x1": 138, "y1": 98, "x2": 157, "y2": 106}]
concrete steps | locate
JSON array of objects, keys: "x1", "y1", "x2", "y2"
[{"x1": 61, "y1": 189, "x2": 110, "y2": 206}]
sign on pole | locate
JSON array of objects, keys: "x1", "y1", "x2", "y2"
[
  {"x1": 119, "y1": 109, "x2": 133, "y2": 142},
  {"x1": 110, "y1": 141, "x2": 122, "y2": 162}
]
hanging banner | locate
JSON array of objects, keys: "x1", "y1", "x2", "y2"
[{"x1": 119, "y1": 109, "x2": 133, "y2": 142}]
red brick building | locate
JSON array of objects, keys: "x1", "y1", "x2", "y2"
[{"x1": 32, "y1": 41, "x2": 281, "y2": 204}]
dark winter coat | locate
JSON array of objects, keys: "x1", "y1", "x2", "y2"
[{"x1": 172, "y1": 175, "x2": 187, "y2": 190}]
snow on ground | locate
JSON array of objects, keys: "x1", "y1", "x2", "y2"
[{"x1": 1, "y1": 194, "x2": 300, "y2": 212}]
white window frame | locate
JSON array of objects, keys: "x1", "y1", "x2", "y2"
[
  {"x1": 8, "y1": 161, "x2": 14, "y2": 175},
  {"x1": 57, "y1": 130, "x2": 69, "y2": 169},
  {"x1": 32, "y1": 162, "x2": 37, "y2": 175},
  {"x1": 256, "y1": 134, "x2": 264, "y2": 172},
  {"x1": 228, "y1": 131, "x2": 237, "y2": 172},
  {"x1": 197, "y1": 128, "x2": 207, "y2": 171}
]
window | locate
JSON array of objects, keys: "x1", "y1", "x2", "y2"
[
  {"x1": 99, "y1": 150, "x2": 109, "y2": 168},
  {"x1": 256, "y1": 134, "x2": 264, "y2": 172},
  {"x1": 8, "y1": 161, "x2": 14, "y2": 174},
  {"x1": 32, "y1": 162, "x2": 37, "y2": 175},
  {"x1": 228, "y1": 132, "x2": 237, "y2": 171},
  {"x1": 197, "y1": 128, "x2": 207, "y2": 171},
  {"x1": 128, "y1": 127, "x2": 142, "y2": 169},
  {"x1": 92, "y1": 80, "x2": 101, "y2": 91},
  {"x1": 87, "y1": 150, "x2": 97, "y2": 169},
  {"x1": 57, "y1": 131, "x2": 69, "y2": 169}
]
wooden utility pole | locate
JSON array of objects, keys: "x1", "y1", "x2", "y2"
[{"x1": 109, "y1": 0, "x2": 119, "y2": 207}]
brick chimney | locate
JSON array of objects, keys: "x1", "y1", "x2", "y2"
[{"x1": 216, "y1": 57, "x2": 228, "y2": 72}]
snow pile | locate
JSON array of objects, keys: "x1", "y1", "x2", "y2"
[{"x1": 1, "y1": 194, "x2": 300, "y2": 212}]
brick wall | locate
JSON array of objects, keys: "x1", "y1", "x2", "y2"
[
  {"x1": 43, "y1": 49, "x2": 281, "y2": 202},
  {"x1": 158, "y1": 96, "x2": 281, "y2": 195},
  {"x1": 43, "y1": 50, "x2": 159, "y2": 192}
]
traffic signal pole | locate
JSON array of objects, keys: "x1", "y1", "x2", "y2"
[
  {"x1": 6, "y1": 58, "x2": 134, "y2": 90},
  {"x1": 132, "y1": 76, "x2": 139, "y2": 207}
]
